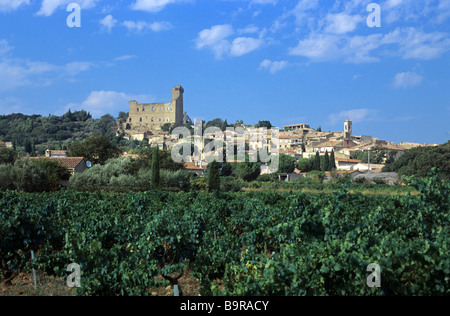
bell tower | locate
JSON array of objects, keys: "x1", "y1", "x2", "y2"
[{"x1": 344, "y1": 118, "x2": 352, "y2": 140}]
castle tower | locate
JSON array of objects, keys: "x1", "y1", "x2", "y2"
[
  {"x1": 172, "y1": 85, "x2": 184, "y2": 125},
  {"x1": 125, "y1": 86, "x2": 185, "y2": 132}
]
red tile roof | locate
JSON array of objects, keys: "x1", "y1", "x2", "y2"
[{"x1": 28, "y1": 157, "x2": 85, "y2": 169}]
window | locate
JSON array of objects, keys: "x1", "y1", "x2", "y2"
[
  {"x1": 166, "y1": 118, "x2": 169, "y2": 122},
  {"x1": 137, "y1": 108, "x2": 139, "y2": 112},
  {"x1": 152, "y1": 107, "x2": 155, "y2": 111},
  {"x1": 167, "y1": 107, "x2": 170, "y2": 111}
]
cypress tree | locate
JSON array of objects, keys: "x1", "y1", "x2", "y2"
[
  {"x1": 329, "y1": 150, "x2": 337, "y2": 170},
  {"x1": 322, "y1": 150, "x2": 330, "y2": 171},
  {"x1": 207, "y1": 160, "x2": 221, "y2": 192},
  {"x1": 314, "y1": 151, "x2": 321, "y2": 171},
  {"x1": 151, "y1": 146, "x2": 160, "y2": 189}
]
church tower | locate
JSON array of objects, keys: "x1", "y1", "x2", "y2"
[{"x1": 344, "y1": 118, "x2": 352, "y2": 140}]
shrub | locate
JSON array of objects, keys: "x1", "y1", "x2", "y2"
[
  {"x1": 220, "y1": 177, "x2": 244, "y2": 192},
  {"x1": 306, "y1": 170, "x2": 326, "y2": 183},
  {"x1": 160, "y1": 169, "x2": 192, "y2": 191},
  {"x1": 257, "y1": 173, "x2": 278, "y2": 182},
  {"x1": 0, "y1": 164, "x2": 14, "y2": 191},
  {"x1": 191, "y1": 177, "x2": 207, "y2": 191},
  {"x1": 12, "y1": 160, "x2": 49, "y2": 193}
]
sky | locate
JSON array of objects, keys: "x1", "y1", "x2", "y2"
[{"x1": 0, "y1": 0, "x2": 449, "y2": 144}]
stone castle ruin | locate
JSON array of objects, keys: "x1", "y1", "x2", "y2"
[{"x1": 125, "y1": 85, "x2": 186, "y2": 132}]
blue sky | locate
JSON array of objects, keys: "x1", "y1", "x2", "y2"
[{"x1": 0, "y1": 0, "x2": 449, "y2": 144}]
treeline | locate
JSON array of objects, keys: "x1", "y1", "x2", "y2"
[
  {"x1": 383, "y1": 141, "x2": 450, "y2": 179},
  {"x1": 0, "y1": 110, "x2": 117, "y2": 154}
]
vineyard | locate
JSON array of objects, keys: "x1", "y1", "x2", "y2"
[{"x1": 0, "y1": 171, "x2": 449, "y2": 296}]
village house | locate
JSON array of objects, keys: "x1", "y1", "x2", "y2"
[{"x1": 29, "y1": 157, "x2": 88, "y2": 176}]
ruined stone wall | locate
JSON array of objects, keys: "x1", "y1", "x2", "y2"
[{"x1": 127, "y1": 86, "x2": 184, "y2": 131}]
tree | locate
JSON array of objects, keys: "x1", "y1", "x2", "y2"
[
  {"x1": 207, "y1": 160, "x2": 221, "y2": 192},
  {"x1": 0, "y1": 148, "x2": 17, "y2": 164},
  {"x1": 321, "y1": 150, "x2": 330, "y2": 171},
  {"x1": 234, "y1": 162, "x2": 261, "y2": 181},
  {"x1": 296, "y1": 157, "x2": 315, "y2": 173},
  {"x1": 329, "y1": 150, "x2": 337, "y2": 170},
  {"x1": 151, "y1": 146, "x2": 160, "y2": 189},
  {"x1": 31, "y1": 159, "x2": 71, "y2": 191},
  {"x1": 67, "y1": 135, "x2": 121, "y2": 165},
  {"x1": 314, "y1": 151, "x2": 321, "y2": 171},
  {"x1": 255, "y1": 121, "x2": 272, "y2": 129},
  {"x1": 24, "y1": 139, "x2": 32, "y2": 154},
  {"x1": 383, "y1": 141, "x2": 450, "y2": 179},
  {"x1": 278, "y1": 154, "x2": 296, "y2": 174},
  {"x1": 12, "y1": 160, "x2": 50, "y2": 193}
]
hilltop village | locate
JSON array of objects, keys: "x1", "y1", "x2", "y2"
[{"x1": 113, "y1": 85, "x2": 437, "y2": 178}]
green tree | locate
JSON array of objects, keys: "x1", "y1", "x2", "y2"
[
  {"x1": 31, "y1": 159, "x2": 71, "y2": 191},
  {"x1": 329, "y1": 150, "x2": 336, "y2": 170},
  {"x1": 255, "y1": 121, "x2": 272, "y2": 129},
  {"x1": 278, "y1": 154, "x2": 296, "y2": 174},
  {"x1": 314, "y1": 151, "x2": 321, "y2": 171},
  {"x1": 0, "y1": 148, "x2": 17, "y2": 164},
  {"x1": 12, "y1": 159, "x2": 50, "y2": 193},
  {"x1": 321, "y1": 150, "x2": 330, "y2": 171},
  {"x1": 207, "y1": 160, "x2": 221, "y2": 192},
  {"x1": 296, "y1": 157, "x2": 315, "y2": 172},
  {"x1": 234, "y1": 162, "x2": 261, "y2": 181},
  {"x1": 67, "y1": 135, "x2": 121, "y2": 165},
  {"x1": 151, "y1": 146, "x2": 160, "y2": 189}
]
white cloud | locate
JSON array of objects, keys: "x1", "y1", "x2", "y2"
[
  {"x1": 37, "y1": 0, "x2": 101, "y2": 17},
  {"x1": 290, "y1": 26, "x2": 450, "y2": 64},
  {"x1": 324, "y1": 13, "x2": 363, "y2": 34},
  {"x1": 195, "y1": 24, "x2": 264, "y2": 58},
  {"x1": 65, "y1": 91, "x2": 154, "y2": 118},
  {"x1": 0, "y1": 40, "x2": 13, "y2": 55},
  {"x1": 393, "y1": 72, "x2": 423, "y2": 88},
  {"x1": 122, "y1": 20, "x2": 173, "y2": 33},
  {"x1": 259, "y1": 59, "x2": 288, "y2": 74},
  {"x1": 0, "y1": 40, "x2": 95, "y2": 91},
  {"x1": 382, "y1": 27, "x2": 450, "y2": 60},
  {"x1": 328, "y1": 108, "x2": 377, "y2": 125},
  {"x1": 230, "y1": 37, "x2": 263, "y2": 57},
  {"x1": 0, "y1": 0, "x2": 30, "y2": 12},
  {"x1": 131, "y1": 0, "x2": 186, "y2": 13},
  {"x1": 100, "y1": 15, "x2": 118, "y2": 33}
]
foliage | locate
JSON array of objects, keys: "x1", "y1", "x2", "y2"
[
  {"x1": 67, "y1": 135, "x2": 121, "y2": 165},
  {"x1": 296, "y1": 156, "x2": 315, "y2": 173},
  {"x1": 0, "y1": 147, "x2": 17, "y2": 165},
  {"x1": 254, "y1": 121, "x2": 272, "y2": 129},
  {"x1": 0, "y1": 172, "x2": 448, "y2": 295},
  {"x1": 10, "y1": 160, "x2": 50, "y2": 193},
  {"x1": 31, "y1": 159, "x2": 71, "y2": 191},
  {"x1": 69, "y1": 157, "x2": 191, "y2": 191},
  {"x1": 151, "y1": 147, "x2": 160, "y2": 189},
  {"x1": 277, "y1": 154, "x2": 296, "y2": 174},
  {"x1": 383, "y1": 141, "x2": 450, "y2": 179},
  {"x1": 233, "y1": 162, "x2": 262, "y2": 182},
  {"x1": 207, "y1": 161, "x2": 221, "y2": 192},
  {"x1": 0, "y1": 111, "x2": 121, "y2": 154},
  {"x1": 306, "y1": 170, "x2": 326, "y2": 183}
]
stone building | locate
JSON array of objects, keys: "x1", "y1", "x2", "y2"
[{"x1": 126, "y1": 85, "x2": 186, "y2": 132}]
